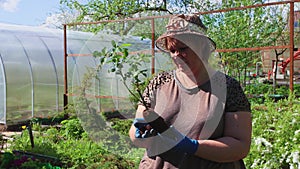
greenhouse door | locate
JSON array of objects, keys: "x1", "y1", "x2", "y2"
[{"x1": 0, "y1": 54, "x2": 6, "y2": 124}]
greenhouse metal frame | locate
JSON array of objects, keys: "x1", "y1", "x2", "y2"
[{"x1": 0, "y1": 23, "x2": 151, "y2": 125}]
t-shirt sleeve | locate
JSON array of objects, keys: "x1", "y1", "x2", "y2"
[
  {"x1": 138, "y1": 72, "x2": 173, "y2": 109},
  {"x1": 225, "y1": 77, "x2": 251, "y2": 112}
]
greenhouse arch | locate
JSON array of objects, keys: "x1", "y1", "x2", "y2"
[{"x1": 0, "y1": 23, "x2": 152, "y2": 125}]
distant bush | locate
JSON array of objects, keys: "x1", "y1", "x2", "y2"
[{"x1": 244, "y1": 83, "x2": 300, "y2": 104}]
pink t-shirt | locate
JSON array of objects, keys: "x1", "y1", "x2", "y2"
[{"x1": 138, "y1": 71, "x2": 250, "y2": 169}]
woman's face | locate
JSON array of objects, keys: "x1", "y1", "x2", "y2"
[{"x1": 166, "y1": 37, "x2": 205, "y2": 74}]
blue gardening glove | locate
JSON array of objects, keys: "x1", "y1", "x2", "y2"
[
  {"x1": 143, "y1": 110, "x2": 198, "y2": 156},
  {"x1": 159, "y1": 126, "x2": 198, "y2": 154},
  {"x1": 133, "y1": 118, "x2": 158, "y2": 138}
]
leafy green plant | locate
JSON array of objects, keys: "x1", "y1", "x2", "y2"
[
  {"x1": 60, "y1": 118, "x2": 85, "y2": 140},
  {"x1": 110, "y1": 118, "x2": 133, "y2": 136},
  {"x1": 93, "y1": 40, "x2": 151, "y2": 108},
  {"x1": 44, "y1": 127, "x2": 62, "y2": 143},
  {"x1": 19, "y1": 159, "x2": 61, "y2": 169},
  {"x1": 71, "y1": 41, "x2": 152, "y2": 152},
  {"x1": 0, "y1": 152, "x2": 15, "y2": 168},
  {"x1": 67, "y1": 40, "x2": 152, "y2": 167},
  {"x1": 244, "y1": 83, "x2": 272, "y2": 96}
]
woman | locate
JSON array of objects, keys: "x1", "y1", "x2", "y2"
[{"x1": 129, "y1": 14, "x2": 252, "y2": 169}]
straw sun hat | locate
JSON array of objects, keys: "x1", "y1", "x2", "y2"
[{"x1": 155, "y1": 14, "x2": 216, "y2": 53}]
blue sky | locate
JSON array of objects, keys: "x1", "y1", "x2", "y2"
[
  {"x1": 0, "y1": 0, "x2": 298, "y2": 27},
  {"x1": 0, "y1": 0, "x2": 62, "y2": 26}
]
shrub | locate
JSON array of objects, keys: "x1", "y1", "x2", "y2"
[
  {"x1": 60, "y1": 118, "x2": 85, "y2": 140},
  {"x1": 244, "y1": 94, "x2": 300, "y2": 169},
  {"x1": 110, "y1": 118, "x2": 133, "y2": 136}
]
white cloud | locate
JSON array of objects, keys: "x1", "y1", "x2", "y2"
[{"x1": 0, "y1": 0, "x2": 20, "y2": 12}]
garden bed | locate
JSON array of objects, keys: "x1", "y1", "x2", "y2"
[{"x1": 0, "y1": 150, "x2": 62, "y2": 168}]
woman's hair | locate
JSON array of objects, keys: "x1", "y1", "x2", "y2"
[{"x1": 166, "y1": 37, "x2": 180, "y2": 50}]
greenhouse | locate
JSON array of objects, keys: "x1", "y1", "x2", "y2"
[{"x1": 0, "y1": 23, "x2": 170, "y2": 125}]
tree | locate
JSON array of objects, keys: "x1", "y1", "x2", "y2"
[
  {"x1": 60, "y1": 0, "x2": 289, "y2": 85},
  {"x1": 59, "y1": 0, "x2": 214, "y2": 35},
  {"x1": 203, "y1": 0, "x2": 288, "y2": 86},
  {"x1": 40, "y1": 7, "x2": 79, "y2": 29},
  {"x1": 268, "y1": 5, "x2": 289, "y2": 92},
  {"x1": 60, "y1": 0, "x2": 216, "y2": 21}
]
